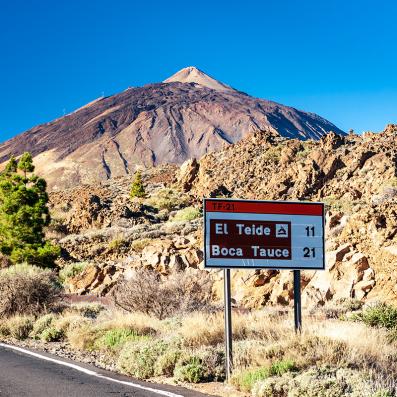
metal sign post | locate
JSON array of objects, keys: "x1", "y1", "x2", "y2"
[
  {"x1": 224, "y1": 268, "x2": 233, "y2": 381},
  {"x1": 203, "y1": 198, "x2": 325, "y2": 381},
  {"x1": 293, "y1": 270, "x2": 302, "y2": 332}
]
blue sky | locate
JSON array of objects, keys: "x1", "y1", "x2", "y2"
[{"x1": 1, "y1": 0, "x2": 396, "y2": 141}]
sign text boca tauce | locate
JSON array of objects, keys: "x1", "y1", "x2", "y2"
[{"x1": 204, "y1": 199, "x2": 325, "y2": 270}]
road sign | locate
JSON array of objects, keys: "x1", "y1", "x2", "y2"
[{"x1": 204, "y1": 198, "x2": 325, "y2": 270}]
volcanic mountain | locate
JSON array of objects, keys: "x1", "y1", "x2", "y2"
[{"x1": 0, "y1": 66, "x2": 344, "y2": 190}]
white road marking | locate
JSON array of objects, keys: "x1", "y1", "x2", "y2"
[{"x1": 0, "y1": 342, "x2": 184, "y2": 397}]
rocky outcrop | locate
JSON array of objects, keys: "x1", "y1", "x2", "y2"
[
  {"x1": 177, "y1": 159, "x2": 199, "y2": 192},
  {"x1": 65, "y1": 235, "x2": 204, "y2": 296},
  {"x1": 50, "y1": 125, "x2": 397, "y2": 308},
  {"x1": 139, "y1": 237, "x2": 203, "y2": 273},
  {"x1": 190, "y1": 126, "x2": 397, "y2": 203},
  {"x1": 68, "y1": 263, "x2": 121, "y2": 295},
  {"x1": 302, "y1": 246, "x2": 375, "y2": 306}
]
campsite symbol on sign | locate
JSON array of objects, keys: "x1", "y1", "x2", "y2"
[{"x1": 276, "y1": 224, "x2": 288, "y2": 238}]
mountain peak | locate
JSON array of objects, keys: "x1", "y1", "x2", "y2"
[{"x1": 163, "y1": 66, "x2": 235, "y2": 92}]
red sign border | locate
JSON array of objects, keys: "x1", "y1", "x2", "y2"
[{"x1": 205, "y1": 199, "x2": 323, "y2": 216}]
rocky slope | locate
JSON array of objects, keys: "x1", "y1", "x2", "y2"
[
  {"x1": 0, "y1": 67, "x2": 343, "y2": 190},
  {"x1": 47, "y1": 125, "x2": 397, "y2": 309}
]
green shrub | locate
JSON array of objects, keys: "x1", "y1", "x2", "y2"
[
  {"x1": 372, "y1": 391, "x2": 394, "y2": 397},
  {"x1": 145, "y1": 188, "x2": 189, "y2": 211},
  {"x1": 31, "y1": 313, "x2": 56, "y2": 338},
  {"x1": 94, "y1": 328, "x2": 148, "y2": 351},
  {"x1": 130, "y1": 171, "x2": 146, "y2": 199},
  {"x1": 340, "y1": 298, "x2": 363, "y2": 312},
  {"x1": 171, "y1": 207, "x2": 201, "y2": 222},
  {"x1": 0, "y1": 264, "x2": 61, "y2": 317},
  {"x1": 155, "y1": 349, "x2": 182, "y2": 377},
  {"x1": 232, "y1": 367, "x2": 269, "y2": 392},
  {"x1": 232, "y1": 360, "x2": 296, "y2": 392},
  {"x1": 117, "y1": 340, "x2": 168, "y2": 379},
  {"x1": 171, "y1": 348, "x2": 224, "y2": 383},
  {"x1": 174, "y1": 356, "x2": 205, "y2": 383},
  {"x1": 199, "y1": 348, "x2": 225, "y2": 382},
  {"x1": 263, "y1": 146, "x2": 282, "y2": 163},
  {"x1": 269, "y1": 360, "x2": 297, "y2": 376},
  {"x1": 40, "y1": 327, "x2": 64, "y2": 342},
  {"x1": 130, "y1": 239, "x2": 151, "y2": 252},
  {"x1": 296, "y1": 147, "x2": 310, "y2": 160},
  {"x1": 323, "y1": 195, "x2": 353, "y2": 214},
  {"x1": 107, "y1": 238, "x2": 126, "y2": 251},
  {"x1": 59, "y1": 262, "x2": 88, "y2": 283},
  {"x1": 252, "y1": 367, "x2": 390, "y2": 397},
  {"x1": 352, "y1": 303, "x2": 397, "y2": 329}
]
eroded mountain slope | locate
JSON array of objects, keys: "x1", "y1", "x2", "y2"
[{"x1": 0, "y1": 67, "x2": 343, "y2": 190}]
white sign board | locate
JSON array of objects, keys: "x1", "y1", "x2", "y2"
[{"x1": 204, "y1": 199, "x2": 325, "y2": 270}]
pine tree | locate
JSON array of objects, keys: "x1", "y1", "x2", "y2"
[
  {"x1": 17, "y1": 152, "x2": 34, "y2": 179},
  {"x1": 130, "y1": 170, "x2": 146, "y2": 199},
  {"x1": 0, "y1": 152, "x2": 60, "y2": 268}
]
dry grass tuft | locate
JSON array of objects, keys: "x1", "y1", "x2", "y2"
[
  {"x1": 97, "y1": 311, "x2": 160, "y2": 336},
  {"x1": 0, "y1": 315, "x2": 35, "y2": 340}
]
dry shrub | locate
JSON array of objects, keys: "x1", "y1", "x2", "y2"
[
  {"x1": 178, "y1": 312, "x2": 225, "y2": 347},
  {"x1": 144, "y1": 188, "x2": 189, "y2": 211},
  {"x1": 175, "y1": 310, "x2": 397, "y2": 381},
  {"x1": 0, "y1": 264, "x2": 62, "y2": 318},
  {"x1": 54, "y1": 312, "x2": 90, "y2": 334},
  {"x1": 65, "y1": 310, "x2": 158, "y2": 351},
  {"x1": 233, "y1": 340, "x2": 274, "y2": 369},
  {"x1": 177, "y1": 310, "x2": 289, "y2": 348},
  {"x1": 117, "y1": 339, "x2": 169, "y2": 379},
  {"x1": 66, "y1": 321, "x2": 98, "y2": 350},
  {"x1": 111, "y1": 268, "x2": 213, "y2": 320},
  {"x1": 251, "y1": 366, "x2": 390, "y2": 397},
  {"x1": 3, "y1": 316, "x2": 35, "y2": 340},
  {"x1": 311, "y1": 319, "x2": 397, "y2": 378}
]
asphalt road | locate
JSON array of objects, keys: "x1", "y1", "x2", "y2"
[{"x1": 0, "y1": 344, "x2": 212, "y2": 397}]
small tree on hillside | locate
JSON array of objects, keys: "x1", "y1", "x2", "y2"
[
  {"x1": 130, "y1": 170, "x2": 146, "y2": 199},
  {"x1": 0, "y1": 152, "x2": 60, "y2": 268}
]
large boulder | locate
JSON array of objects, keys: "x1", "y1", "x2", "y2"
[
  {"x1": 69, "y1": 265, "x2": 102, "y2": 294},
  {"x1": 178, "y1": 159, "x2": 199, "y2": 192},
  {"x1": 302, "y1": 249, "x2": 375, "y2": 307}
]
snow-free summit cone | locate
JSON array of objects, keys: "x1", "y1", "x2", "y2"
[
  {"x1": 163, "y1": 66, "x2": 235, "y2": 92},
  {"x1": 0, "y1": 66, "x2": 344, "y2": 190}
]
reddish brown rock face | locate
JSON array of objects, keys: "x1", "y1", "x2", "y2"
[{"x1": 49, "y1": 122, "x2": 397, "y2": 308}]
